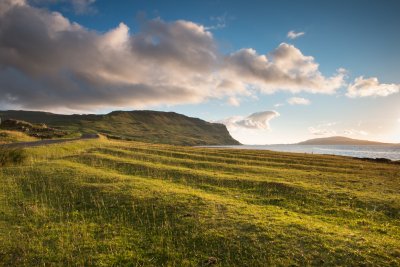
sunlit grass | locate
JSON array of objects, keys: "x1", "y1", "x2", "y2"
[
  {"x1": 0, "y1": 139, "x2": 399, "y2": 266},
  {"x1": 0, "y1": 130, "x2": 37, "y2": 144}
]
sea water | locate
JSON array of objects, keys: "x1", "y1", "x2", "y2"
[{"x1": 207, "y1": 144, "x2": 400, "y2": 161}]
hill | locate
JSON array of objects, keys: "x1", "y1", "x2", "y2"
[
  {"x1": 0, "y1": 110, "x2": 240, "y2": 146},
  {"x1": 0, "y1": 139, "x2": 399, "y2": 265},
  {"x1": 298, "y1": 136, "x2": 390, "y2": 145}
]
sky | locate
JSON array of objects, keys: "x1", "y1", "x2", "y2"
[{"x1": 0, "y1": 0, "x2": 399, "y2": 144}]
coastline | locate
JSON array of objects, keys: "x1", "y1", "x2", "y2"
[{"x1": 198, "y1": 144, "x2": 400, "y2": 163}]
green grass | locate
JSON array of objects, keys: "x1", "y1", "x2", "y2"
[
  {"x1": 0, "y1": 139, "x2": 399, "y2": 266},
  {"x1": 0, "y1": 147, "x2": 26, "y2": 167}
]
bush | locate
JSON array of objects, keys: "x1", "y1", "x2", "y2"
[{"x1": 0, "y1": 146, "x2": 26, "y2": 166}]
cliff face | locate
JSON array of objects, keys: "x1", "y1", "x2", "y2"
[{"x1": 0, "y1": 110, "x2": 240, "y2": 146}]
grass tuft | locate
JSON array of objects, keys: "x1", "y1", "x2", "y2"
[{"x1": 0, "y1": 146, "x2": 26, "y2": 166}]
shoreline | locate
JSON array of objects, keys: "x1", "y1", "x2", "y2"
[{"x1": 199, "y1": 144, "x2": 400, "y2": 163}]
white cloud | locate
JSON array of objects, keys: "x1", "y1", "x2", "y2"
[
  {"x1": 343, "y1": 129, "x2": 368, "y2": 136},
  {"x1": 287, "y1": 30, "x2": 305, "y2": 39},
  {"x1": 287, "y1": 97, "x2": 311, "y2": 105},
  {"x1": 0, "y1": 0, "x2": 25, "y2": 15},
  {"x1": 308, "y1": 122, "x2": 338, "y2": 136},
  {"x1": 206, "y1": 13, "x2": 229, "y2": 30},
  {"x1": 347, "y1": 76, "x2": 400, "y2": 98},
  {"x1": 71, "y1": 0, "x2": 96, "y2": 14},
  {"x1": 227, "y1": 96, "x2": 240, "y2": 106},
  {"x1": 223, "y1": 44, "x2": 346, "y2": 95},
  {"x1": 219, "y1": 111, "x2": 280, "y2": 130},
  {"x1": 274, "y1": 103, "x2": 284, "y2": 107},
  {"x1": 309, "y1": 122, "x2": 368, "y2": 137},
  {"x1": 308, "y1": 127, "x2": 336, "y2": 136},
  {"x1": 322, "y1": 122, "x2": 337, "y2": 127},
  {"x1": 0, "y1": 0, "x2": 346, "y2": 112},
  {"x1": 30, "y1": 0, "x2": 97, "y2": 14}
]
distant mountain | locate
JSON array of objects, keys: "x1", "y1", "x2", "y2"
[
  {"x1": 297, "y1": 136, "x2": 391, "y2": 145},
  {"x1": 0, "y1": 110, "x2": 240, "y2": 146}
]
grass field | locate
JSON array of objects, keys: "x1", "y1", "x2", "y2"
[
  {"x1": 0, "y1": 130, "x2": 37, "y2": 144},
  {"x1": 0, "y1": 138, "x2": 399, "y2": 266}
]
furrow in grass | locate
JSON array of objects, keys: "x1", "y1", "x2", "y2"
[
  {"x1": 105, "y1": 144, "x2": 371, "y2": 174},
  {"x1": 57, "y1": 160, "x2": 400, "y2": 249},
  {"x1": 122, "y1": 141, "x2": 389, "y2": 169},
  {"x1": 92, "y1": 147, "x2": 358, "y2": 176},
  {"x1": 65, "y1": 152, "x2": 400, "y2": 221},
  {"x1": 91, "y1": 146, "x2": 400, "y2": 197}
]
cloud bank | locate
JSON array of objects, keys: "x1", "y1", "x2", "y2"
[
  {"x1": 347, "y1": 76, "x2": 400, "y2": 98},
  {"x1": 0, "y1": 0, "x2": 346, "y2": 112},
  {"x1": 219, "y1": 111, "x2": 280, "y2": 130}
]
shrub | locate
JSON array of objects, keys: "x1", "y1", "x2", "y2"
[{"x1": 0, "y1": 146, "x2": 26, "y2": 166}]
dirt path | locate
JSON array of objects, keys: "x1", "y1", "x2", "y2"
[{"x1": 2, "y1": 134, "x2": 99, "y2": 149}]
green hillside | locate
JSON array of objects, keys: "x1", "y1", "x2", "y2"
[
  {"x1": 0, "y1": 110, "x2": 239, "y2": 146},
  {"x1": 1, "y1": 139, "x2": 399, "y2": 266}
]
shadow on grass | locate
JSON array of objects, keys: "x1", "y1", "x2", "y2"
[{"x1": 0, "y1": 146, "x2": 26, "y2": 167}]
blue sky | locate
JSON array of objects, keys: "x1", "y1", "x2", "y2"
[
  {"x1": 1, "y1": 0, "x2": 400, "y2": 143},
  {"x1": 47, "y1": 0, "x2": 400, "y2": 78}
]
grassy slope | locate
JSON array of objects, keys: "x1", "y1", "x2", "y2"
[
  {"x1": 0, "y1": 110, "x2": 239, "y2": 146},
  {"x1": 0, "y1": 139, "x2": 399, "y2": 266},
  {"x1": 0, "y1": 130, "x2": 37, "y2": 144}
]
